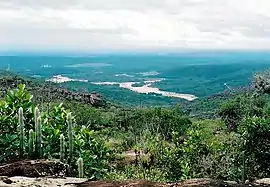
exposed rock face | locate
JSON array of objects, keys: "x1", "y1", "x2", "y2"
[
  {"x1": 89, "y1": 92, "x2": 103, "y2": 106},
  {"x1": 35, "y1": 87, "x2": 105, "y2": 107},
  {"x1": 254, "y1": 72, "x2": 270, "y2": 94}
]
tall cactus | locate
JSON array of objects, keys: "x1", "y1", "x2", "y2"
[
  {"x1": 60, "y1": 134, "x2": 65, "y2": 162},
  {"x1": 34, "y1": 107, "x2": 40, "y2": 127},
  {"x1": 19, "y1": 107, "x2": 24, "y2": 158},
  {"x1": 67, "y1": 113, "x2": 73, "y2": 162},
  {"x1": 28, "y1": 129, "x2": 34, "y2": 158},
  {"x1": 35, "y1": 107, "x2": 42, "y2": 159},
  {"x1": 77, "y1": 157, "x2": 84, "y2": 178}
]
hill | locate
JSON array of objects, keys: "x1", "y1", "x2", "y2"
[
  {"x1": 0, "y1": 70, "x2": 252, "y2": 118},
  {"x1": 1, "y1": 53, "x2": 270, "y2": 108},
  {"x1": 0, "y1": 70, "x2": 110, "y2": 108}
]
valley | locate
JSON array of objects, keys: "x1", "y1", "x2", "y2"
[{"x1": 1, "y1": 51, "x2": 270, "y2": 106}]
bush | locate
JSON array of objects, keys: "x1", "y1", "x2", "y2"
[
  {"x1": 74, "y1": 126, "x2": 112, "y2": 179},
  {"x1": 238, "y1": 116, "x2": 270, "y2": 179},
  {"x1": 218, "y1": 93, "x2": 270, "y2": 181},
  {"x1": 113, "y1": 107, "x2": 191, "y2": 140},
  {"x1": 218, "y1": 94, "x2": 265, "y2": 131},
  {"x1": 63, "y1": 102, "x2": 113, "y2": 131},
  {"x1": 0, "y1": 84, "x2": 112, "y2": 179},
  {"x1": 0, "y1": 84, "x2": 34, "y2": 162}
]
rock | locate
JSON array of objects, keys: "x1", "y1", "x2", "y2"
[
  {"x1": 0, "y1": 72, "x2": 107, "y2": 108},
  {"x1": 224, "y1": 180, "x2": 238, "y2": 185},
  {"x1": 77, "y1": 180, "x2": 166, "y2": 187},
  {"x1": 179, "y1": 178, "x2": 214, "y2": 186},
  {"x1": 255, "y1": 178, "x2": 270, "y2": 185},
  {"x1": 0, "y1": 159, "x2": 68, "y2": 178},
  {"x1": 0, "y1": 177, "x2": 13, "y2": 184},
  {"x1": 0, "y1": 177, "x2": 88, "y2": 187},
  {"x1": 0, "y1": 177, "x2": 269, "y2": 187}
]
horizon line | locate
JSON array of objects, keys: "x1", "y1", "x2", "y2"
[{"x1": 1, "y1": 49, "x2": 270, "y2": 57}]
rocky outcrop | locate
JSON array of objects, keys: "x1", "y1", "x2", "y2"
[
  {"x1": 253, "y1": 71, "x2": 270, "y2": 94},
  {"x1": 32, "y1": 87, "x2": 105, "y2": 107},
  {"x1": 0, "y1": 72, "x2": 106, "y2": 107},
  {"x1": 0, "y1": 174, "x2": 269, "y2": 187},
  {"x1": 0, "y1": 176, "x2": 87, "y2": 187},
  {"x1": 0, "y1": 160, "x2": 67, "y2": 177},
  {"x1": 255, "y1": 178, "x2": 270, "y2": 185}
]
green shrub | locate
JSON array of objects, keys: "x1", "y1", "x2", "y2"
[
  {"x1": 218, "y1": 94, "x2": 265, "y2": 131},
  {"x1": 0, "y1": 84, "x2": 34, "y2": 162},
  {"x1": 0, "y1": 85, "x2": 112, "y2": 179},
  {"x1": 238, "y1": 116, "x2": 270, "y2": 179},
  {"x1": 113, "y1": 107, "x2": 191, "y2": 140},
  {"x1": 74, "y1": 126, "x2": 112, "y2": 179}
]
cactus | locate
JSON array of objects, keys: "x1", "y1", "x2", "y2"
[
  {"x1": 34, "y1": 107, "x2": 40, "y2": 127},
  {"x1": 35, "y1": 114, "x2": 42, "y2": 159},
  {"x1": 241, "y1": 151, "x2": 245, "y2": 183},
  {"x1": 34, "y1": 107, "x2": 42, "y2": 158},
  {"x1": 60, "y1": 134, "x2": 65, "y2": 162},
  {"x1": 19, "y1": 107, "x2": 24, "y2": 158},
  {"x1": 28, "y1": 129, "x2": 34, "y2": 158},
  {"x1": 67, "y1": 113, "x2": 73, "y2": 162},
  {"x1": 77, "y1": 157, "x2": 84, "y2": 178}
]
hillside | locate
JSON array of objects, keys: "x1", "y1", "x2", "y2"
[
  {"x1": 1, "y1": 70, "x2": 270, "y2": 186},
  {"x1": 0, "y1": 71, "x2": 110, "y2": 108},
  {"x1": 1, "y1": 53, "x2": 270, "y2": 108},
  {"x1": 0, "y1": 70, "x2": 250, "y2": 118}
]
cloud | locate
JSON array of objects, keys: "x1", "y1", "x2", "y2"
[{"x1": 1, "y1": 0, "x2": 270, "y2": 52}]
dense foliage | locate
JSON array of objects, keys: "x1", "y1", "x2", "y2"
[
  {"x1": 0, "y1": 84, "x2": 111, "y2": 179},
  {"x1": 62, "y1": 87, "x2": 270, "y2": 182},
  {"x1": 1, "y1": 72, "x2": 270, "y2": 183}
]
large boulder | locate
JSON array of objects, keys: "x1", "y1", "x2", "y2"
[{"x1": 0, "y1": 159, "x2": 68, "y2": 177}]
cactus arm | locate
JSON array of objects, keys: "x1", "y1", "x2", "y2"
[
  {"x1": 67, "y1": 113, "x2": 73, "y2": 162},
  {"x1": 28, "y1": 129, "x2": 34, "y2": 158},
  {"x1": 19, "y1": 107, "x2": 24, "y2": 158},
  {"x1": 35, "y1": 115, "x2": 42, "y2": 159},
  {"x1": 77, "y1": 157, "x2": 84, "y2": 178},
  {"x1": 60, "y1": 134, "x2": 65, "y2": 162}
]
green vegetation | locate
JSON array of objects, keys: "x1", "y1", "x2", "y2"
[
  {"x1": 0, "y1": 84, "x2": 111, "y2": 179},
  {"x1": 1, "y1": 70, "x2": 270, "y2": 183}
]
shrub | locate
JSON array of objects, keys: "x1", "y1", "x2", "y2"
[
  {"x1": 238, "y1": 116, "x2": 270, "y2": 179},
  {"x1": 0, "y1": 84, "x2": 34, "y2": 162},
  {"x1": 113, "y1": 107, "x2": 191, "y2": 140},
  {"x1": 0, "y1": 84, "x2": 112, "y2": 179},
  {"x1": 74, "y1": 126, "x2": 112, "y2": 179},
  {"x1": 218, "y1": 94, "x2": 265, "y2": 131}
]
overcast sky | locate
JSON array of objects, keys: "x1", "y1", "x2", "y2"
[{"x1": 1, "y1": 0, "x2": 270, "y2": 53}]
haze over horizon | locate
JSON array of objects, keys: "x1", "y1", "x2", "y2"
[{"x1": 1, "y1": 0, "x2": 270, "y2": 53}]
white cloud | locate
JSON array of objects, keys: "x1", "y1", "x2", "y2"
[{"x1": 0, "y1": 0, "x2": 270, "y2": 52}]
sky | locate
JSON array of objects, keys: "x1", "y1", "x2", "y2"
[{"x1": 1, "y1": 0, "x2": 270, "y2": 53}]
